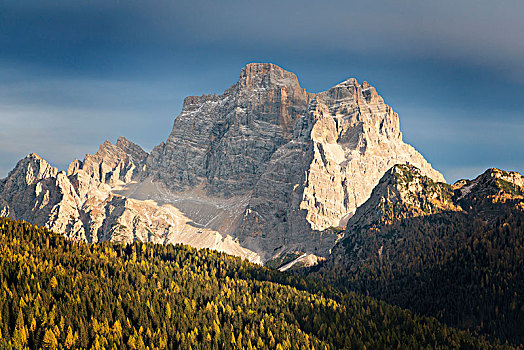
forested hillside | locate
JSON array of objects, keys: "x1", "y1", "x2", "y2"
[
  {"x1": 313, "y1": 211, "x2": 524, "y2": 346},
  {"x1": 310, "y1": 166, "x2": 524, "y2": 346},
  {"x1": 0, "y1": 217, "x2": 505, "y2": 349}
]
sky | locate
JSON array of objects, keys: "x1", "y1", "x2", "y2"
[{"x1": 1, "y1": 0, "x2": 523, "y2": 183}]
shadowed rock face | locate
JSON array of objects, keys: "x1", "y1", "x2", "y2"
[
  {"x1": 146, "y1": 63, "x2": 312, "y2": 197},
  {"x1": 0, "y1": 63, "x2": 445, "y2": 263}
]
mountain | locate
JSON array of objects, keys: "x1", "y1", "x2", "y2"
[
  {"x1": 0, "y1": 147, "x2": 259, "y2": 262},
  {"x1": 0, "y1": 63, "x2": 443, "y2": 263},
  {"x1": 0, "y1": 216, "x2": 507, "y2": 349},
  {"x1": 311, "y1": 164, "x2": 524, "y2": 344}
]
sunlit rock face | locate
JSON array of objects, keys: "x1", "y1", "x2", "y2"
[
  {"x1": 234, "y1": 70, "x2": 444, "y2": 260},
  {"x1": 299, "y1": 78, "x2": 444, "y2": 231},
  {"x1": 0, "y1": 63, "x2": 443, "y2": 264},
  {"x1": 82, "y1": 136, "x2": 148, "y2": 186}
]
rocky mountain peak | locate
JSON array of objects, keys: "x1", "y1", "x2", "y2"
[
  {"x1": 387, "y1": 163, "x2": 426, "y2": 185},
  {"x1": 27, "y1": 152, "x2": 42, "y2": 160},
  {"x1": 146, "y1": 63, "x2": 311, "y2": 196},
  {"x1": 82, "y1": 138, "x2": 146, "y2": 185},
  {"x1": 323, "y1": 78, "x2": 383, "y2": 106},
  {"x1": 4, "y1": 153, "x2": 58, "y2": 188},
  {"x1": 115, "y1": 136, "x2": 148, "y2": 164},
  {"x1": 1, "y1": 64, "x2": 448, "y2": 265},
  {"x1": 0, "y1": 153, "x2": 59, "y2": 219},
  {"x1": 307, "y1": 77, "x2": 404, "y2": 163},
  {"x1": 383, "y1": 164, "x2": 449, "y2": 196},
  {"x1": 344, "y1": 164, "x2": 457, "y2": 230},
  {"x1": 295, "y1": 75, "x2": 444, "y2": 233},
  {"x1": 454, "y1": 168, "x2": 524, "y2": 205},
  {"x1": 67, "y1": 159, "x2": 83, "y2": 176},
  {"x1": 482, "y1": 168, "x2": 524, "y2": 187},
  {"x1": 235, "y1": 63, "x2": 303, "y2": 91}
]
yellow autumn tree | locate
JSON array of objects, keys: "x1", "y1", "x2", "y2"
[
  {"x1": 50, "y1": 276, "x2": 58, "y2": 289},
  {"x1": 64, "y1": 325, "x2": 75, "y2": 349},
  {"x1": 42, "y1": 328, "x2": 58, "y2": 350}
]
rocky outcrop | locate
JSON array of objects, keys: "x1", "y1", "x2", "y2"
[
  {"x1": 82, "y1": 137, "x2": 147, "y2": 186},
  {"x1": 0, "y1": 63, "x2": 445, "y2": 264}
]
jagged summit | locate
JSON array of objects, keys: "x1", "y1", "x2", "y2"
[
  {"x1": 27, "y1": 152, "x2": 43, "y2": 160},
  {"x1": 146, "y1": 63, "x2": 311, "y2": 197},
  {"x1": 115, "y1": 136, "x2": 148, "y2": 164},
  {"x1": 1, "y1": 63, "x2": 448, "y2": 263},
  {"x1": 235, "y1": 63, "x2": 303, "y2": 91},
  {"x1": 325, "y1": 77, "x2": 385, "y2": 108},
  {"x1": 474, "y1": 167, "x2": 524, "y2": 187},
  {"x1": 343, "y1": 164, "x2": 457, "y2": 231},
  {"x1": 4, "y1": 153, "x2": 57, "y2": 187},
  {"x1": 81, "y1": 137, "x2": 146, "y2": 185},
  {"x1": 342, "y1": 164, "x2": 524, "y2": 238},
  {"x1": 181, "y1": 63, "x2": 305, "y2": 110},
  {"x1": 0, "y1": 153, "x2": 58, "y2": 219}
]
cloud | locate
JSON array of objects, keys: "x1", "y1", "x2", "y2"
[{"x1": 2, "y1": 0, "x2": 523, "y2": 81}]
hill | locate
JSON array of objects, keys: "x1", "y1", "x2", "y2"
[
  {"x1": 310, "y1": 165, "x2": 524, "y2": 345},
  {"x1": 0, "y1": 217, "x2": 505, "y2": 349}
]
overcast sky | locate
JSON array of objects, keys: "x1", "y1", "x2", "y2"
[{"x1": 1, "y1": 0, "x2": 523, "y2": 182}]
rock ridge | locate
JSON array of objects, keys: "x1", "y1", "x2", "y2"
[{"x1": 327, "y1": 164, "x2": 524, "y2": 269}]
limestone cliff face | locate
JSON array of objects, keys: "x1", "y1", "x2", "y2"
[
  {"x1": 299, "y1": 79, "x2": 444, "y2": 230},
  {"x1": 0, "y1": 63, "x2": 445, "y2": 264},
  {"x1": 235, "y1": 74, "x2": 444, "y2": 259},
  {"x1": 146, "y1": 63, "x2": 311, "y2": 196}
]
